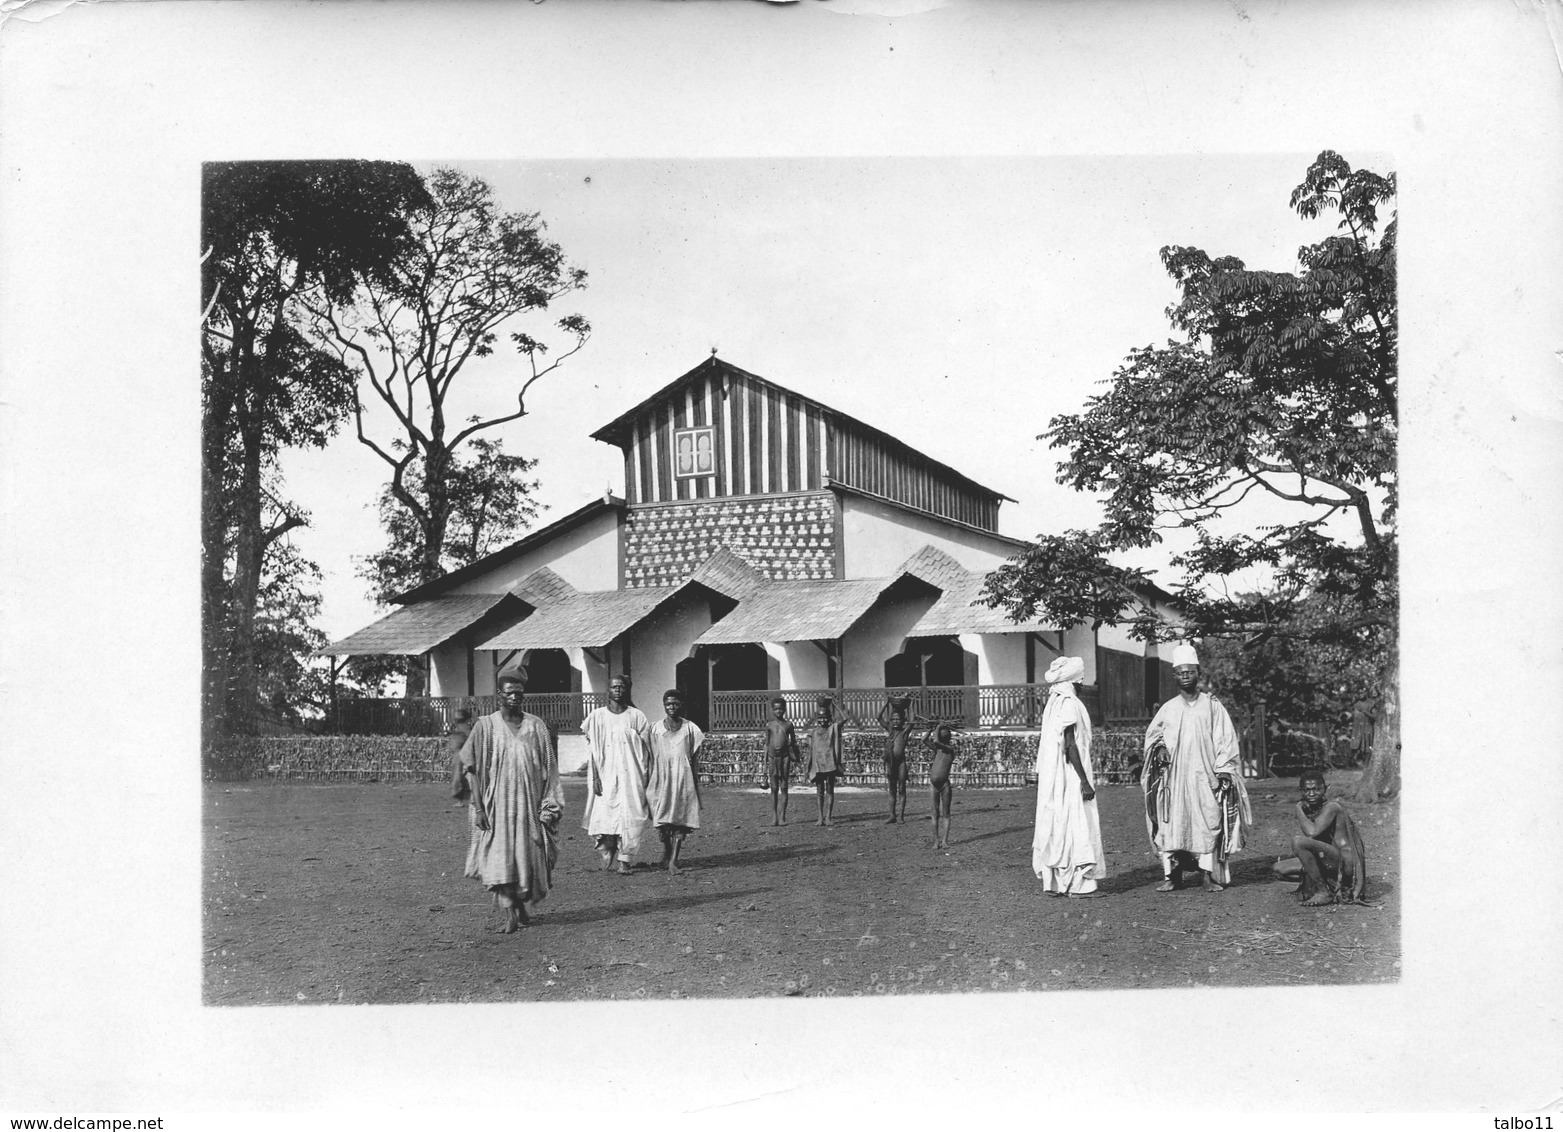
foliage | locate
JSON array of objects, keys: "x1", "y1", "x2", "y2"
[
  {"x1": 981, "y1": 151, "x2": 1399, "y2": 798},
  {"x1": 984, "y1": 150, "x2": 1396, "y2": 643},
  {"x1": 310, "y1": 167, "x2": 589, "y2": 692},
  {"x1": 357, "y1": 437, "x2": 542, "y2": 606},
  {"x1": 251, "y1": 540, "x2": 333, "y2": 727},
  {"x1": 1198, "y1": 591, "x2": 1390, "y2": 729},
  {"x1": 201, "y1": 160, "x2": 431, "y2": 738}
]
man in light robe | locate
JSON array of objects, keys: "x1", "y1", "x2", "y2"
[
  {"x1": 1142, "y1": 643, "x2": 1252, "y2": 892},
  {"x1": 581, "y1": 674, "x2": 655, "y2": 875},
  {"x1": 1031, "y1": 655, "x2": 1107, "y2": 897},
  {"x1": 457, "y1": 667, "x2": 564, "y2": 933}
]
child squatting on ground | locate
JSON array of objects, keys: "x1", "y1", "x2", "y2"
[
  {"x1": 762, "y1": 697, "x2": 800, "y2": 826},
  {"x1": 1272, "y1": 770, "x2": 1369, "y2": 905}
]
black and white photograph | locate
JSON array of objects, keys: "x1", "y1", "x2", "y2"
[
  {"x1": 201, "y1": 152, "x2": 1401, "y2": 1003},
  {"x1": 2, "y1": 0, "x2": 1560, "y2": 1122}
]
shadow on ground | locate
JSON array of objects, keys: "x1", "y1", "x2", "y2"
[{"x1": 541, "y1": 886, "x2": 775, "y2": 927}]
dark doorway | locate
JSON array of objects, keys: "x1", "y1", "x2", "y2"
[
  {"x1": 524, "y1": 648, "x2": 576, "y2": 694},
  {"x1": 674, "y1": 655, "x2": 710, "y2": 729},
  {"x1": 886, "y1": 637, "x2": 978, "y2": 725},
  {"x1": 710, "y1": 643, "x2": 771, "y2": 692},
  {"x1": 885, "y1": 636, "x2": 968, "y2": 687}
]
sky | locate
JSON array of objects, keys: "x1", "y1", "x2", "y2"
[{"x1": 281, "y1": 152, "x2": 1381, "y2": 641}]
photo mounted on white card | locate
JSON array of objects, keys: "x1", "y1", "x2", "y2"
[
  {"x1": 6, "y1": 0, "x2": 1561, "y2": 1118},
  {"x1": 202, "y1": 152, "x2": 1400, "y2": 1005}
]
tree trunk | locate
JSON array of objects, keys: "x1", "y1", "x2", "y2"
[
  {"x1": 201, "y1": 391, "x2": 234, "y2": 746},
  {"x1": 403, "y1": 460, "x2": 452, "y2": 700},
  {"x1": 1348, "y1": 636, "x2": 1399, "y2": 803},
  {"x1": 201, "y1": 329, "x2": 244, "y2": 746},
  {"x1": 224, "y1": 388, "x2": 267, "y2": 735}
]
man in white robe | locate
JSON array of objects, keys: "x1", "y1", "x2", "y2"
[
  {"x1": 1031, "y1": 655, "x2": 1107, "y2": 896},
  {"x1": 1142, "y1": 643, "x2": 1252, "y2": 891},
  {"x1": 457, "y1": 667, "x2": 564, "y2": 932},
  {"x1": 581, "y1": 674, "x2": 655, "y2": 874}
]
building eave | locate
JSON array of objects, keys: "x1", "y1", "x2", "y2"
[
  {"x1": 829, "y1": 481, "x2": 1033, "y2": 550},
  {"x1": 389, "y1": 496, "x2": 625, "y2": 606}
]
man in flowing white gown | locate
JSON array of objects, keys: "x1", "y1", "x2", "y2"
[
  {"x1": 581, "y1": 674, "x2": 655, "y2": 874},
  {"x1": 457, "y1": 667, "x2": 564, "y2": 932},
  {"x1": 1031, "y1": 655, "x2": 1107, "y2": 896},
  {"x1": 1142, "y1": 643, "x2": 1252, "y2": 891}
]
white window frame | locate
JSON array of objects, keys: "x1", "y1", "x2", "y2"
[{"x1": 673, "y1": 425, "x2": 716, "y2": 480}]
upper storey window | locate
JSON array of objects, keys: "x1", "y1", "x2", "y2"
[{"x1": 674, "y1": 426, "x2": 715, "y2": 478}]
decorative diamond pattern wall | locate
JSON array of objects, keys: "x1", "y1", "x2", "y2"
[{"x1": 624, "y1": 493, "x2": 836, "y2": 587}]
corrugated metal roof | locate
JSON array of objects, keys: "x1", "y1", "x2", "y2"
[
  {"x1": 475, "y1": 587, "x2": 680, "y2": 651},
  {"x1": 318, "y1": 594, "x2": 521, "y2": 656},
  {"x1": 694, "y1": 578, "x2": 891, "y2": 645}
]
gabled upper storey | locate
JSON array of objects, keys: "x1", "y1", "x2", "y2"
[{"x1": 590, "y1": 356, "x2": 1015, "y2": 533}]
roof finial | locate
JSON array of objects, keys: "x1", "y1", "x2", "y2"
[{"x1": 710, "y1": 345, "x2": 718, "y2": 358}]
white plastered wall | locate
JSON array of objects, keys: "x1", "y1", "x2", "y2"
[
  {"x1": 428, "y1": 644, "x2": 466, "y2": 697},
  {"x1": 1062, "y1": 624, "x2": 1098, "y2": 684},
  {"x1": 841, "y1": 587, "x2": 941, "y2": 687},
  {"x1": 445, "y1": 508, "x2": 621, "y2": 595},
  {"x1": 839, "y1": 493, "x2": 1024, "y2": 579},
  {"x1": 761, "y1": 641, "x2": 830, "y2": 691},
  {"x1": 960, "y1": 632, "x2": 1028, "y2": 685},
  {"x1": 625, "y1": 590, "x2": 715, "y2": 709}
]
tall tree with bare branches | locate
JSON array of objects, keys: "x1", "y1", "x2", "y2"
[
  {"x1": 201, "y1": 160, "x2": 430, "y2": 740},
  {"x1": 983, "y1": 151, "x2": 1398, "y2": 802},
  {"x1": 311, "y1": 168, "x2": 590, "y2": 693}
]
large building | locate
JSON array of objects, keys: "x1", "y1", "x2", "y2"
[{"x1": 322, "y1": 356, "x2": 1176, "y2": 731}]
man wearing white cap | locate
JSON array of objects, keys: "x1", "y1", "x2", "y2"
[
  {"x1": 1031, "y1": 655, "x2": 1107, "y2": 896},
  {"x1": 1142, "y1": 642, "x2": 1251, "y2": 892}
]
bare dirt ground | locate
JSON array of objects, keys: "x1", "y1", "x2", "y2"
[{"x1": 204, "y1": 771, "x2": 1398, "y2": 1005}]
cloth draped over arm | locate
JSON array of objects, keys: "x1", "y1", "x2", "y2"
[{"x1": 1140, "y1": 694, "x2": 1250, "y2": 856}]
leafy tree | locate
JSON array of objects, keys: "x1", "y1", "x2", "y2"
[
  {"x1": 201, "y1": 160, "x2": 431, "y2": 740},
  {"x1": 983, "y1": 151, "x2": 1398, "y2": 802},
  {"x1": 1198, "y1": 590, "x2": 1390, "y2": 731},
  {"x1": 357, "y1": 437, "x2": 542, "y2": 606},
  {"x1": 311, "y1": 168, "x2": 589, "y2": 693},
  {"x1": 250, "y1": 539, "x2": 334, "y2": 729}
]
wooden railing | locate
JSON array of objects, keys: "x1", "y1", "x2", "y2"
[
  {"x1": 325, "y1": 692, "x2": 606, "y2": 737},
  {"x1": 710, "y1": 685, "x2": 1112, "y2": 731}
]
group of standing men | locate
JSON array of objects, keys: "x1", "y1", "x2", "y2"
[
  {"x1": 450, "y1": 668, "x2": 705, "y2": 933},
  {"x1": 1029, "y1": 643, "x2": 1253, "y2": 898},
  {"x1": 448, "y1": 639, "x2": 1327, "y2": 931}
]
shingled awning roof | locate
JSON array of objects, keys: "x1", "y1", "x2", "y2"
[
  {"x1": 686, "y1": 545, "x2": 768, "y2": 600},
  {"x1": 693, "y1": 577, "x2": 894, "y2": 645},
  {"x1": 512, "y1": 566, "x2": 578, "y2": 608},
  {"x1": 906, "y1": 570, "x2": 1057, "y2": 637},
  {"x1": 475, "y1": 587, "x2": 680, "y2": 651},
  {"x1": 318, "y1": 594, "x2": 525, "y2": 657}
]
